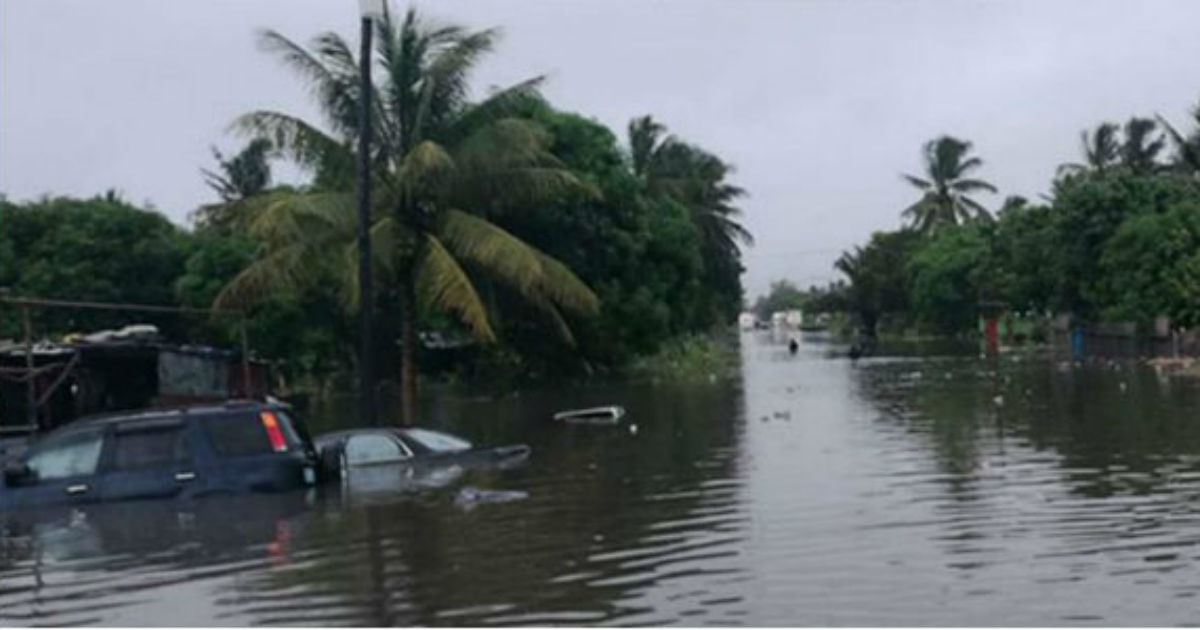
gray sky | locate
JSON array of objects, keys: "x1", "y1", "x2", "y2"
[{"x1": 3, "y1": 0, "x2": 1199, "y2": 299}]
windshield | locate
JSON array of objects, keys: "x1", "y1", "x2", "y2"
[{"x1": 403, "y1": 428, "x2": 471, "y2": 453}]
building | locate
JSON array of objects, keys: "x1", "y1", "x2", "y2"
[{"x1": 0, "y1": 324, "x2": 269, "y2": 435}]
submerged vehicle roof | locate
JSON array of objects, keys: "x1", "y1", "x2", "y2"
[{"x1": 65, "y1": 399, "x2": 288, "y2": 429}]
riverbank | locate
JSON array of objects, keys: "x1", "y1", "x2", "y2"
[{"x1": 625, "y1": 331, "x2": 741, "y2": 383}]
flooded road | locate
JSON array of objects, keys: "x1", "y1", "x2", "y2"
[{"x1": 6, "y1": 332, "x2": 1200, "y2": 625}]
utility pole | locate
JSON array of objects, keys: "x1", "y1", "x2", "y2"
[{"x1": 357, "y1": 0, "x2": 384, "y2": 426}]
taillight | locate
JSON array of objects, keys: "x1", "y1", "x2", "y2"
[{"x1": 260, "y1": 411, "x2": 289, "y2": 453}]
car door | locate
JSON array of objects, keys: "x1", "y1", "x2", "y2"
[
  {"x1": 11, "y1": 426, "x2": 108, "y2": 508},
  {"x1": 97, "y1": 418, "x2": 197, "y2": 502}
]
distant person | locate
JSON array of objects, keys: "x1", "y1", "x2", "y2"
[{"x1": 788, "y1": 338, "x2": 799, "y2": 355}]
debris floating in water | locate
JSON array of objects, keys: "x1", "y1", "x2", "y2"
[
  {"x1": 453, "y1": 486, "x2": 529, "y2": 511},
  {"x1": 553, "y1": 405, "x2": 626, "y2": 425}
]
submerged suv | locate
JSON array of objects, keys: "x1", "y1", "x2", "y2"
[{"x1": 0, "y1": 401, "x2": 318, "y2": 510}]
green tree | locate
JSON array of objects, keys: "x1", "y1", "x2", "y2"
[
  {"x1": 0, "y1": 195, "x2": 188, "y2": 338},
  {"x1": 835, "y1": 229, "x2": 921, "y2": 337},
  {"x1": 906, "y1": 223, "x2": 991, "y2": 334},
  {"x1": 1096, "y1": 200, "x2": 1200, "y2": 327},
  {"x1": 1048, "y1": 173, "x2": 1200, "y2": 317},
  {"x1": 176, "y1": 229, "x2": 355, "y2": 386},
  {"x1": 901, "y1": 136, "x2": 997, "y2": 233},
  {"x1": 1157, "y1": 100, "x2": 1200, "y2": 177},
  {"x1": 483, "y1": 107, "x2": 711, "y2": 374},
  {"x1": 752, "y1": 280, "x2": 806, "y2": 320},
  {"x1": 194, "y1": 139, "x2": 275, "y2": 230},
  {"x1": 1057, "y1": 122, "x2": 1120, "y2": 177},
  {"x1": 988, "y1": 202, "x2": 1057, "y2": 315},
  {"x1": 218, "y1": 7, "x2": 598, "y2": 424},
  {"x1": 202, "y1": 139, "x2": 273, "y2": 202},
  {"x1": 624, "y1": 115, "x2": 752, "y2": 324},
  {"x1": 1119, "y1": 117, "x2": 1166, "y2": 174}
]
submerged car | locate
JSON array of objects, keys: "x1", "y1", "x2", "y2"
[
  {"x1": 314, "y1": 427, "x2": 530, "y2": 481},
  {"x1": 0, "y1": 400, "x2": 319, "y2": 510}
]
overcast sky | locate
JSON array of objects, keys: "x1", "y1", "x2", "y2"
[{"x1": 3, "y1": 0, "x2": 1199, "y2": 298}]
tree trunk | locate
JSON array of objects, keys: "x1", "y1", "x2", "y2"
[{"x1": 399, "y1": 273, "x2": 418, "y2": 426}]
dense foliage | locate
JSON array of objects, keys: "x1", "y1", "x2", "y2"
[
  {"x1": 0, "y1": 9, "x2": 751, "y2": 401},
  {"x1": 810, "y1": 101, "x2": 1200, "y2": 339},
  {"x1": 0, "y1": 194, "x2": 189, "y2": 338}
]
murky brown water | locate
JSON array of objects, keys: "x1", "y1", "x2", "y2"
[{"x1": 5, "y1": 332, "x2": 1200, "y2": 625}]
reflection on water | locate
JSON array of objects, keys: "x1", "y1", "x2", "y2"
[{"x1": 5, "y1": 333, "x2": 1200, "y2": 625}]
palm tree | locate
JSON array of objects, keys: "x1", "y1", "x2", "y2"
[
  {"x1": 834, "y1": 246, "x2": 879, "y2": 338},
  {"x1": 1157, "y1": 100, "x2": 1200, "y2": 176},
  {"x1": 1119, "y1": 117, "x2": 1166, "y2": 174},
  {"x1": 625, "y1": 115, "x2": 753, "y2": 270},
  {"x1": 195, "y1": 138, "x2": 274, "y2": 228},
  {"x1": 216, "y1": 7, "x2": 598, "y2": 425},
  {"x1": 901, "y1": 136, "x2": 997, "y2": 233},
  {"x1": 1056, "y1": 122, "x2": 1120, "y2": 177},
  {"x1": 623, "y1": 115, "x2": 752, "y2": 323},
  {"x1": 203, "y1": 139, "x2": 273, "y2": 202},
  {"x1": 998, "y1": 195, "x2": 1028, "y2": 215},
  {"x1": 627, "y1": 115, "x2": 666, "y2": 184}
]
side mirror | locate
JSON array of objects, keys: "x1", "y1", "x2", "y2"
[{"x1": 3, "y1": 462, "x2": 32, "y2": 487}]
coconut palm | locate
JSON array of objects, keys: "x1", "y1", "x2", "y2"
[
  {"x1": 1119, "y1": 117, "x2": 1166, "y2": 174},
  {"x1": 625, "y1": 115, "x2": 752, "y2": 262},
  {"x1": 1056, "y1": 122, "x2": 1120, "y2": 177},
  {"x1": 628, "y1": 115, "x2": 666, "y2": 183},
  {"x1": 195, "y1": 139, "x2": 274, "y2": 229},
  {"x1": 203, "y1": 139, "x2": 273, "y2": 203},
  {"x1": 216, "y1": 7, "x2": 598, "y2": 424},
  {"x1": 901, "y1": 136, "x2": 997, "y2": 233},
  {"x1": 1157, "y1": 100, "x2": 1200, "y2": 176}
]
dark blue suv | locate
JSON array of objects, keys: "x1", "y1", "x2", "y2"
[{"x1": 0, "y1": 401, "x2": 318, "y2": 510}]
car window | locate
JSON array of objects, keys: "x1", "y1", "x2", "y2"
[
  {"x1": 344, "y1": 434, "x2": 410, "y2": 465},
  {"x1": 205, "y1": 413, "x2": 271, "y2": 456},
  {"x1": 403, "y1": 428, "x2": 472, "y2": 453},
  {"x1": 26, "y1": 428, "x2": 105, "y2": 481},
  {"x1": 275, "y1": 410, "x2": 309, "y2": 450},
  {"x1": 111, "y1": 427, "x2": 191, "y2": 470}
]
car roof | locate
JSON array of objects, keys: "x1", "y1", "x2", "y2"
[
  {"x1": 315, "y1": 427, "x2": 407, "y2": 442},
  {"x1": 67, "y1": 399, "x2": 283, "y2": 429}
]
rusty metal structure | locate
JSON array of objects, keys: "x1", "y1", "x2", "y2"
[{"x1": 0, "y1": 296, "x2": 269, "y2": 435}]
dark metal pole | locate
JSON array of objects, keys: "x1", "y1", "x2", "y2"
[{"x1": 357, "y1": 15, "x2": 377, "y2": 427}]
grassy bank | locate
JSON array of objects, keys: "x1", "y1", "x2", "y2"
[{"x1": 626, "y1": 332, "x2": 741, "y2": 383}]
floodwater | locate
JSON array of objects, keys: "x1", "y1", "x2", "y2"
[{"x1": 6, "y1": 332, "x2": 1200, "y2": 625}]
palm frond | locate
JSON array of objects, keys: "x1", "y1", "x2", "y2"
[
  {"x1": 258, "y1": 29, "x2": 363, "y2": 137},
  {"x1": 958, "y1": 195, "x2": 993, "y2": 222},
  {"x1": 629, "y1": 115, "x2": 667, "y2": 178},
  {"x1": 445, "y1": 77, "x2": 546, "y2": 145},
  {"x1": 530, "y1": 250, "x2": 600, "y2": 315},
  {"x1": 416, "y1": 234, "x2": 496, "y2": 341},
  {"x1": 950, "y1": 178, "x2": 998, "y2": 194},
  {"x1": 439, "y1": 209, "x2": 598, "y2": 316},
  {"x1": 525, "y1": 293, "x2": 577, "y2": 346},
  {"x1": 398, "y1": 140, "x2": 457, "y2": 189},
  {"x1": 902, "y1": 173, "x2": 932, "y2": 190},
  {"x1": 214, "y1": 243, "x2": 317, "y2": 310},
  {"x1": 231, "y1": 111, "x2": 350, "y2": 172},
  {"x1": 415, "y1": 29, "x2": 500, "y2": 138}
]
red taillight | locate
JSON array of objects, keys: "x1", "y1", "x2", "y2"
[{"x1": 260, "y1": 411, "x2": 289, "y2": 453}]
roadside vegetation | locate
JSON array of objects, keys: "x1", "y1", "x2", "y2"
[
  {"x1": 0, "y1": 7, "x2": 751, "y2": 405},
  {"x1": 762, "y1": 103, "x2": 1200, "y2": 342}
]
